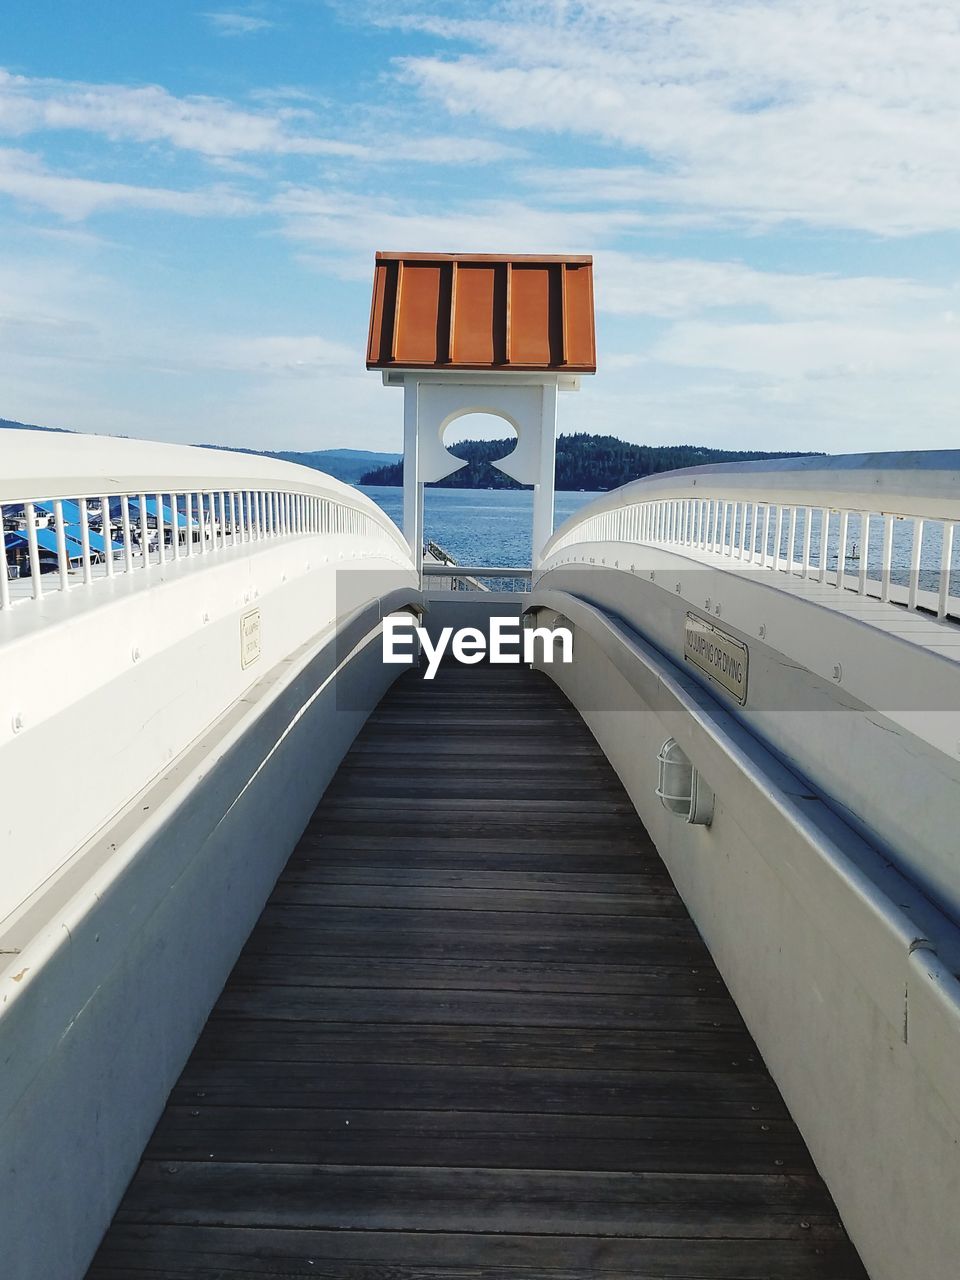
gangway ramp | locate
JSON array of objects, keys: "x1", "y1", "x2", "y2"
[{"x1": 87, "y1": 663, "x2": 865, "y2": 1279}]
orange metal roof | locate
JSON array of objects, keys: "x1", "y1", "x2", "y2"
[{"x1": 366, "y1": 252, "x2": 596, "y2": 374}]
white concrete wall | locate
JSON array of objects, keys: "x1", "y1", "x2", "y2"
[
  {"x1": 0, "y1": 537, "x2": 413, "y2": 926},
  {"x1": 531, "y1": 588, "x2": 960, "y2": 1280}
]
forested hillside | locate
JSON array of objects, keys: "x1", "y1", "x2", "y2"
[{"x1": 360, "y1": 433, "x2": 818, "y2": 490}]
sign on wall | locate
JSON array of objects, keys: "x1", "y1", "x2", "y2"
[
  {"x1": 683, "y1": 613, "x2": 748, "y2": 705},
  {"x1": 240, "y1": 608, "x2": 262, "y2": 669}
]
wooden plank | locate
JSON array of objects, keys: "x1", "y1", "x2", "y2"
[
  {"x1": 315, "y1": 797, "x2": 639, "y2": 816},
  {"x1": 294, "y1": 831, "x2": 655, "y2": 855},
  {"x1": 117, "y1": 1162, "x2": 842, "y2": 1238},
  {"x1": 309, "y1": 818, "x2": 647, "y2": 840},
  {"x1": 90, "y1": 1225, "x2": 867, "y2": 1279},
  {"x1": 254, "y1": 904, "x2": 699, "y2": 941},
  {"x1": 267, "y1": 881, "x2": 687, "y2": 917},
  {"x1": 144, "y1": 1135, "x2": 812, "y2": 1179},
  {"x1": 86, "y1": 663, "x2": 865, "y2": 1280},
  {"x1": 171, "y1": 1061, "x2": 786, "y2": 1118},
  {"x1": 222, "y1": 952, "x2": 721, "y2": 995},
  {"x1": 290, "y1": 851, "x2": 654, "y2": 874},
  {"x1": 211, "y1": 985, "x2": 741, "y2": 1031},
  {"x1": 243, "y1": 923, "x2": 712, "y2": 965},
  {"x1": 150, "y1": 1105, "x2": 813, "y2": 1174},
  {"x1": 276, "y1": 866, "x2": 676, "y2": 894},
  {"x1": 324, "y1": 779, "x2": 626, "y2": 801},
  {"x1": 193, "y1": 1022, "x2": 753, "y2": 1070}
]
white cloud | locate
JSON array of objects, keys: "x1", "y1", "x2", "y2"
[
  {"x1": 0, "y1": 69, "x2": 355, "y2": 158},
  {"x1": 204, "y1": 12, "x2": 274, "y2": 37},
  {"x1": 200, "y1": 334, "x2": 358, "y2": 375},
  {"x1": 391, "y1": 0, "x2": 960, "y2": 234},
  {"x1": 0, "y1": 147, "x2": 254, "y2": 220},
  {"x1": 0, "y1": 68, "x2": 521, "y2": 166},
  {"x1": 651, "y1": 318, "x2": 960, "y2": 382},
  {"x1": 275, "y1": 185, "x2": 647, "y2": 279},
  {"x1": 594, "y1": 252, "x2": 941, "y2": 320}
]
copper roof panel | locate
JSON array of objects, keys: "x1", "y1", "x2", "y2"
[{"x1": 367, "y1": 252, "x2": 596, "y2": 373}]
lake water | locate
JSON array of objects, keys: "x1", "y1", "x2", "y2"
[{"x1": 360, "y1": 486, "x2": 602, "y2": 567}]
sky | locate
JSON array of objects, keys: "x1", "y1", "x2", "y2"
[{"x1": 1, "y1": 0, "x2": 958, "y2": 456}]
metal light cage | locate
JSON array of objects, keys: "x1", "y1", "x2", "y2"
[{"x1": 656, "y1": 737, "x2": 714, "y2": 826}]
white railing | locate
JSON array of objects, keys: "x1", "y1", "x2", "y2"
[
  {"x1": 1, "y1": 429, "x2": 411, "y2": 609},
  {"x1": 543, "y1": 450, "x2": 960, "y2": 624},
  {"x1": 0, "y1": 426, "x2": 416, "y2": 937}
]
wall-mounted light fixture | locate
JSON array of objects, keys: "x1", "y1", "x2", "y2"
[{"x1": 656, "y1": 738, "x2": 714, "y2": 826}]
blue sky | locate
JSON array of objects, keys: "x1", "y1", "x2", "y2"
[{"x1": 1, "y1": 0, "x2": 958, "y2": 454}]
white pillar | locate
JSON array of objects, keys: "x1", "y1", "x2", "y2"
[
  {"x1": 532, "y1": 381, "x2": 558, "y2": 566},
  {"x1": 402, "y1": 377, "x2": 423, "y2": 573}
]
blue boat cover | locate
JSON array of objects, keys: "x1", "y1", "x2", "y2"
[{"x1": 5, "y1": 528, "x2": 84, "y2": 561}]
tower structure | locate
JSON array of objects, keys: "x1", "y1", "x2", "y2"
[{"x1": 367, "y1": 252, "x2": 596, "y2": 571}]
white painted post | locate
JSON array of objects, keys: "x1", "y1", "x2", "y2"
[
  {"x1": 533, "y1": 381, "x2": 559, "y2": 566},
  {"x1": 402, "y1": 377, "x2": 423, "y2": 573}
]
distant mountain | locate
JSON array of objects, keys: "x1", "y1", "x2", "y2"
[
  {"x1": 360, "y1": 433, "x2": 822, "y2": 491},
  {"x1": 218, "y1": 447, "x2": 401, "y2": 485},
  {"x1": 0, "y1": 418, "x2": 400, "y2": 485},
  {"x1": 0, "y1": 417, "x2": 71, "y2": 434}
]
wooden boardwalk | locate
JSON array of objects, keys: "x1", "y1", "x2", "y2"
[{"x1": 88, "y1": 664, "x2": 867, "y2": 1279}]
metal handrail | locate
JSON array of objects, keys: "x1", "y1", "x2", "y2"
[
  {"x1": 1, "y1": 430, "x2": 412, "y2": 609},
  {"x1": 542, "y1": 451, "x2": 960, "y2": 623}
]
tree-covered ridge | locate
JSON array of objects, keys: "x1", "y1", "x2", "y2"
[{"x1": 359, "y1": 433, "x2": 820, "y2": 491}]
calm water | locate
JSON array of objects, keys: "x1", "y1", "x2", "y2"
[{"x1": 360, "y1": 486, "x2": 602, "y2": 568}]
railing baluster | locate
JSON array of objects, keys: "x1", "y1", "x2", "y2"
[
  {"x1": 836, "y1": 511, "x2": 849, "y2": 590},
  {"x1": 102, "y1": 496, "x2": 115, "y2": 577},
  {"x1": 939, "y1": 522, "x2": 955, "y2": 619},
  {"x1": 819, "y1": 508, "x2": 830, "y2": 582},
  {"x1": 880, "y1": 514, "x2": 893, "y2": 601},
  {"x1": 908, "y1": 519, "x2": 924, "y2": 610},
  {"x1": 25, "y1": 503, "x2": 43, "y2": 599},
  {"x1": 156, "y1": 494, "x2": 166, "y2": 566},
  {"x1": 81, "y1": 498, "x2": 93, "y2": 584},
  {"x1": 858, "y1": 513, "x2": 870, "y2": 595},
  {"x1": 801, "y1": 506, "x2": 812, "y2": 579},
  {"x1": 774, "y1": 506, "x2": 784, "y2": 572},
  {"x1": 787, "y1": 506, "x2": 797, "y2": 574},
  {"x1": 121, "y1": 496, "x2": 133, "y2": 573},
  {"x1": 0, "y1": 504, "x2": 10, "y2": 610},
  {"x1": 54, "y1": 498, "x2": 70, "y2": 592},
  {"x1": 139, "y1": 494, "x2": 150, "y2": 570}
]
